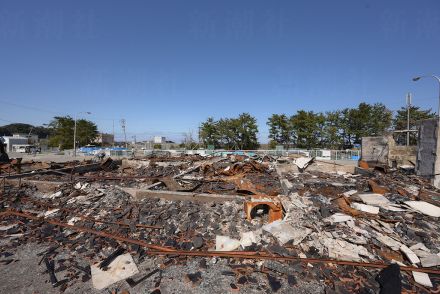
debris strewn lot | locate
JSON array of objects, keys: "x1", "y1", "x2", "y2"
[{"x1": 0, "y1": 154, "x2": 439, "y2": 293}]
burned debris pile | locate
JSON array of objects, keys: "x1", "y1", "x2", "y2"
[{"x1": 0, "y1": 154, "x2": 440, "y2": 293}]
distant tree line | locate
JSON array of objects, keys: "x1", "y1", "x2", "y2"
[
  {"x1": 199, "y1": 103, "x2": 435, "y2": 150},
  {"x1": 0, "y1": 123, "x2": 52, "y2": 138},
  {"x1": 199, "y1": 113, "x2": 259, "y2": 150},
  {"x1": 1, "y1": 103, "x2": 436, "y2": 151},
  {"x1": 0, "y1": 117, "x2": 98, "y2": 150}
]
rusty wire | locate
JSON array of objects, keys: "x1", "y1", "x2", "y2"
[{"x1": 2, "y1": 209, "x2": 440, "y2": 275}]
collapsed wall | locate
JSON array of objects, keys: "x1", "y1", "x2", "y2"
[
  {"x1": 361, "y1": 135, "x2": 416, "y2": 167},
  {"x1": 416, "y1": 119, "x2": 438, "y2": 178}
]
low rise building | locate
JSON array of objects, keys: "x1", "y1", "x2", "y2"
[
  {"x1": 2, "y1": 134, "x2": 29, "y2": 152},
  {"x1": 94, "y1": 133, "x2": 115, "y2": 146},
  {"x1": 153, "y1": 136, "x2": 166, "y2": 144}
]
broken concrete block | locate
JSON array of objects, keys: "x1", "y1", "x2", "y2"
[
  {"x1": 91, "y1": 253, "x2": 139, "y2": 290},
  {"x1": 420, "y1": 254, "x2": 440, "y2": 267},
  {"x1": 350, "y1": 203, "x2": 379, "y2": 214},
  {"x1": 323, "y1": 213, "x2": 353, "y2": 224},
  {"x1": 404, "y1": 201, "x2": 440, "y2": 217},
  {"x1": 215, "y1": 235, "x2": 241, "y2": 251},
  {"x1": 400, "y1": 245, "x2": 420, "y2": 264},
  {"x1": 262, "y1": 220, "x2": 311, "y2": 245},
  {"x1": 412, "y1": 271, "x2": 433, "y2": 288}
]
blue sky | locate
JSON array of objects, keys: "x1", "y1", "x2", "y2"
[{"x1": 1, "y1": 0, "x2": 440, "y2": 142}]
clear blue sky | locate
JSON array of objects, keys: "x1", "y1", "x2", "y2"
[{"x1": 1, "y1": 0, "x2": 440, "y2": 142}]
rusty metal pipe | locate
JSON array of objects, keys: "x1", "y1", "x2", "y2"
[
  {"x1": 2, "y1": 209, "x2": 440, "y2": 275},
  {"x1": 1, "y1": 210, "x2": 173, "y2": 252}
]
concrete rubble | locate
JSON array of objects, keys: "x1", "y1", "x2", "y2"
[{"x1": 0, "y1": 153, "x2": 439, "y2": 293}]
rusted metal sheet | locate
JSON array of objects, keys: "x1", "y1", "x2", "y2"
[{"x1": 368, "y1": 180, "x2": 390, "y2": 195}]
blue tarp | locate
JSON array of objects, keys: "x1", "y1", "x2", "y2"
[{"x1": 79, "y1": 147, "x2": 127, "y2": 155}]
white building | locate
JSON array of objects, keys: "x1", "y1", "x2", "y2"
[
  {"x1": 153, "y1": 136, "x2": 166, "y2": 144},
  {"x1": 2, "y1": 135, "x2": 29, "y2": 152}
]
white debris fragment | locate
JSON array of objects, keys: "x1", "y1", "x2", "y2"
[
  {"x1": 43, "y1": 191, "x2": 63, "y2": 199},
  {"x1": 420, "y1": 254, "x2": 440, "y2": 267},
  {"x1": 354, "y1": 194, "x2": 405, "y2": 212},
  {"x1": 400, "y1": 245, "x2": 420, "y2": 264},
  {"x1": 410, "y1": 243, "x2": 431, "y2": 259},
  {"x1": 294, "y1": 157, "x2": 313, "y2": 170},
  {"x1": 343, "y1": 190, "x2": 357, "y2": 197},
  {"x1": 380, "y1": 204, "x2": 406, "y2": 212},
  {"x1": 412, "y1": 271, "x2": 433, "y2": 288},
  {"x1": 410, "y1": 243, "x2": 430, "y2": 252},
  {"x1": 0, "y1": 224, "x2": 18, "y2": 231},
  {"x1": 215, "y1": 235, "x2": 241, "y2": 251},
  {"x1": 240, "y1": 231, "x2": 261, "y2": 248},
  {"x1": 74, "y1": 182, "x2": 82, "y2": 190},
  {"x1": 262, "y1": 220, "x2": 311, "y2": 245},
  {"x1": 43, "y1": 209, "x2": 60, "y2": 218},
  {"x1": 350, "y1": 203, "x2": 379, "y2": 214},
  {"x1": 323, "y1": 213, "x2": 353, "y2": 224},
  {"x1": 404, "y1": 201, "x2": 440, "y2": 217},
  {"x1": 375, "y1": 233, "x2": 402, "y2": 251},
  {"x1": 67, "y1": 217, "x2": 81, "y2": 226},
  {"x1": 357, "y1": 193, "x2": 390, "y2": 206},
  {"x1": 322, "y1": 238, "x2": 374, "y2": 261},
  {"x1": 91, "y1": 253, "x2": 139, "y2": 290}
]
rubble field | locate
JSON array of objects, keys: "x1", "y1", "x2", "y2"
[{"x1": 0, "y1": 154, "x2": 439, "y2": 293}]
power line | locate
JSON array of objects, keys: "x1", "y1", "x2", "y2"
[{"x1": 0, "y1": 99, "x2": 63, "y2": 115}]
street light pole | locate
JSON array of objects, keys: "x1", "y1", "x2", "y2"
[
  {"x1": 73, "y1": 113, "x2": 77, "y2": 157},
  {"x1": 73, "y1": 111, "x2": 91, "y2": 157},
  {"x1": 413, "y1": 75, "x2": 440, "y2": 117},
  {"x1": 406, "y1": 93, "x2": 412, "y2": 146}
]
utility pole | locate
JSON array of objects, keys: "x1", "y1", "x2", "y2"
[
  {"x1": 112, "y1": 119, "x2": 115, "y2": 147},
  {"x1": 120, "y1": 119, "x2": 127, "y2": 149},
  {"x1": 406, "y1": 92, "x2": 412, "y2": 146}
]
